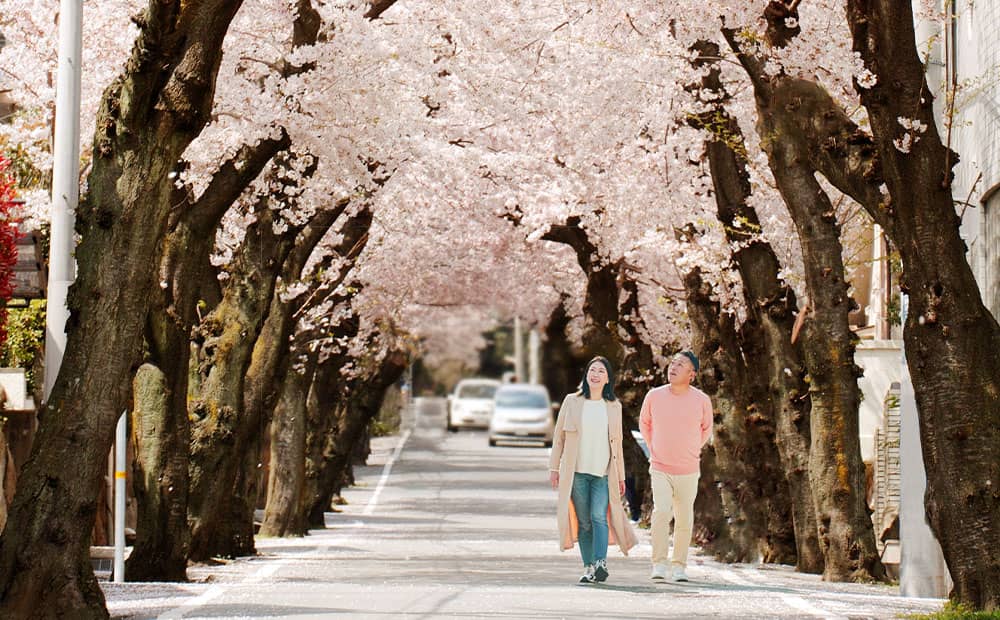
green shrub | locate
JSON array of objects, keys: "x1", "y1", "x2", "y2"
[
  {"x1": 369, "y1": 386, "x2": 402, "y2": 437},
  {"x1": 0, "y1": 299, "x2": 46, "y2": 395},
  {"x1": 906, "y1": 601, "x2": 1000, "y2": 620}
]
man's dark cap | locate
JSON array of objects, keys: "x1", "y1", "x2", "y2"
[{"x1": 680, "y1": 350, "x2": 700, "y2": 372}]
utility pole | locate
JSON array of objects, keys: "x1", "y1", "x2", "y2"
[
  {"x1": 44, "y1": 0, "x2": 83, "y2": 401},
  {"x1": 528, "y1": 329, "x2": 540, "y2": 385},
  {"x1": 513, "y1": 317, "x2": 524, "y2": 382},
  {"x1": 45, "y1": 0, "x2": 132, "y2": 583}
]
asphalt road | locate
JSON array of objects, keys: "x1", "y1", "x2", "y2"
[{"x1": 104, "y1": 397, "x2": 946, "y2": 619}]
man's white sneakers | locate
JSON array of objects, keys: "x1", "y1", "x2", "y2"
[
  {"x1": 652, "y1": 564, "x2": 689, "y2": 582},
  {"x1": 650, "y1": 563, "x2": 669, "y2": 580}
]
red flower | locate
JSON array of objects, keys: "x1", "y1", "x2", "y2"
[{"x1": 0, "y1": 156, "x2": 23, "y2": 349}]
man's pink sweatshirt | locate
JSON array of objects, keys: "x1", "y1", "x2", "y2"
[{"x1": 639, "y1": 385, "x2": 713, "y2": 475}]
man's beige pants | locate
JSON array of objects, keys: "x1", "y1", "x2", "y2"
[{"x1": 649, "y1": 468, "x2": 700, "y2": 567}]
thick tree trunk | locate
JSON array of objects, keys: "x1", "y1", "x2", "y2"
[
  {"x1": 303, "y1": 351, "x2": 408, "y2": 527},
  {"x1": 187, "y1": 194, "x2": 369, "y2": 559},
  {"x1": 127, "y1": 132, "x2": 289, "y2": 583},
  {"x1": 718, "y1": 23, "x2": 885, "y2": 581},
  {"x1": 845, "y1": 1, "x2": 1000, "y2": 607},
  {"x1": 0, "y1": 2, "x2": 243, "y2": 616},
  {"x1": 684, "y1": 40, "x2": 820, "y2": 571},
  {"x1": 762, "y1": 137, "x2": 884, "y2": 582},
  {"x1": 187, "y1": 201, "x2": 296, "y2": 560},
  {"x1": 260, "y1": 362, "x2": 315, "y2": 537},
  {"x1": 127, "y1": 365, "x2": 189, "y2": 582},
  {"x1": 683, "y1": 266, "x2": 796, "y2": 564},
  {"x1": 183, "y1": 0, "x2": 335, "y2": 560},
  {"x1": 302, "y1": 396, "x2": 342, "y2": 529}
]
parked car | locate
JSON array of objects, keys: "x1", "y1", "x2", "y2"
[
  {"x1": 488, "y1": 384, "x2": 554, "y2": 447},
  {"x1": 447, "y1": 378, "x2": 501, "y2": 432}
]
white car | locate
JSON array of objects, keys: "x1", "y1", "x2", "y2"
[
  {"x1": 447, "y1": 378, "x2": 501, "y2": 431},
  {"x1": 488, "y1": 384, "x2": 554, "y2": 447}
]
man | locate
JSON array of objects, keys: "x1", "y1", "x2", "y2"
[{"x1": 639, "y1": 350, "x2": 713, "y2": 582}]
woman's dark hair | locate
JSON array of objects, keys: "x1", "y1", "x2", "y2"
[{"x1": 579, "y1": 356, "x2": 617, "y2": 401}]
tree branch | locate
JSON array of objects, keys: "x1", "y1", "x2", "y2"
[
  {"x1": 184, "y1": 128, "x2": 291, "y2": 234},
  {"x1": 364, "y1": 0, "x2": 399, "y2": 20}
]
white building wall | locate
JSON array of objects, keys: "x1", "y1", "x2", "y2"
[
  {"x1": 855, "y1": 341, "x2": 903, "y2": 462},
  {"x1": 960, "y1": 0, "x2": 1000, "y2": 317},
  {"x1": 918, "y1": 0, "x2": 1000, "y2": 317}
]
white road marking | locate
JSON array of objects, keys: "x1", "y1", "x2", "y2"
[
  {"x1": 780, "y1": 594, "x2": 847, "y2": 620},
  {"x1": 156, "y1": 585, "x2": 225, "y2": 620},
  {"x1": 156, "y1": 429, "x2": 410, "y2": 618},
  {"x1": 364, "y1": 428, "x2": 411, "y2": 516},
  {"x1": 718, "y1": 568, "x2": 845, "y2": 619},
  {"x1": 717, "y1": 568, "x2": 756, "y2": 586}
]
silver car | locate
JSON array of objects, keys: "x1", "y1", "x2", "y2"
[
  {"x1": 447, "y1": 378, "x2": 501, "y2": 431},
  {"x1": 488, "y1": 384, "x2": 554, "y2": 447}
]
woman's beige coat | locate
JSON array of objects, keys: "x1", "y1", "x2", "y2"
[{"x1": 548, "y1": 393, "x2": 638, "y2": 555}]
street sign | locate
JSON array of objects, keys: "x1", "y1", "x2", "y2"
[{"x1": 12, "y1": 230, "x2": 45, "y2": 299}]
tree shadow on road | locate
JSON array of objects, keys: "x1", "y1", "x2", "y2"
[{"x1": 582, "y1": 582, "x2": 661, "y2": 594}]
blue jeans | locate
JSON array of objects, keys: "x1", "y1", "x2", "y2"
[{"x1": 571, "y1": 473, "x2": 609, "y2": 566}]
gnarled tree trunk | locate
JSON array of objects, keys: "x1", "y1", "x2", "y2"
[
  {"x1": 186, "y1": 159, "x2": 315, "y2": 560},
  {"x1": 844, "y1": 1, "x2": 1000, "y2": 607},
  {"x1": 762, "y1": 140, "x2": 883, "y2": 582},
  {"x1": 127, "y1": 131, "x2": 289, "y2": 583},
  {"x1": 0, "y1": 2, "x2": 243, "y2": 616},
  {"x1": 763, "y1": 142, "x2": 882, "y2": 581},
  {"x1": 259, "y1": 359, "x2": 316, "y2": 537},
  {"x1": 686, "y1": 40, "x2": 822, "y2": 572},
  {"x1": 722, "y1": 16, "x2": 885, "y2": 581},
  {"x1": 683, "y1": 266, "x2": 796, "y2": 564}
]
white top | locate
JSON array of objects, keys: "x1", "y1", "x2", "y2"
[{"x1": 576, "y1": 399, "x2": 611, "y2": 476}]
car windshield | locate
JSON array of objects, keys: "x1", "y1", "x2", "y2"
[
  {"x1": 457, "y1": 383, "x2": 497, "y2": 399},
  {"x1": 495, "y1": 391, "x2": 548, "y2": 408}
]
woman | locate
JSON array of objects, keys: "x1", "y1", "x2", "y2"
[{"x1": 548, "y1": 356, "x2": 637, "y2": 584}]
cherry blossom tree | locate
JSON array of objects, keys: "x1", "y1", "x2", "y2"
[
  {"x1": 0, "y1": 0, "x2": 995, "y2": 614},
  {"x1": 0, "y1": 1, "x2": 249, "y2": 616},
  {"x1": 845, "y1": 1, "x2": 1000, "y2": 607}
]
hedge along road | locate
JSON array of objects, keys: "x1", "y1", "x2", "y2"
[{"x1": 102, "y1": 396, "x2": 945, "y2": 619}]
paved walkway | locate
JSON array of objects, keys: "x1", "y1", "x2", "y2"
[{"x1": 102, "y1": 398, "x2": 946, "y2": 619}]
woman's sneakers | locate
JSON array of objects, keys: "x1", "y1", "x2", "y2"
[
  {"x1": 579, "y1": 560, "x2": 609, "y2": 584},
  {"x1": 593, "y1": 559, "x2": 609, "y2": 582}
]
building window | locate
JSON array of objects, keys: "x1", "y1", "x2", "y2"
[{"x1": 986, "y1": 193, "x2": 1000, "y2": 318}]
